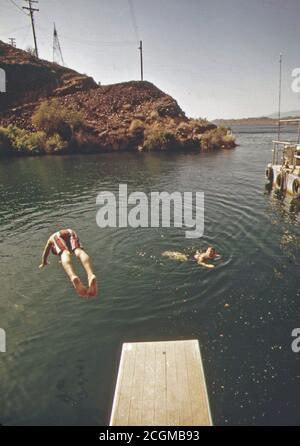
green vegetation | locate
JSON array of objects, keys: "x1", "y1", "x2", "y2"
[
  {"x1": 32, "y1": 99, "x2": 85, "y2": 140},
  {"x1": 0, "y1": 124, "x2": 68, "y2": 156},
  {"x1": 0, "y1": 100, "x2": 87, "y2": 157},
  {"x1": 189, "y1": 118, "x2": 215, "y2": 134},
  {"x1": 0, "y1": 101, "x2": 235, "y2": 157},
  {"x1": 143, "y1": 127, "x2": 181, "y2": 151},
  {"x1": 199, "y1": 127, "x2": 236, "y2": 151},
  {"x1": 0, "y1": 125, "x2": 45, "y2": 156},
  {"x1": 129, "y1": 119, "x2": 145, "y2": 135},
  {"x1": 141, "y1": 118, "x2": 236, "y2": 152},
  {"x1": 44, "y1": 133, "x2": 68, "y2": 153}
]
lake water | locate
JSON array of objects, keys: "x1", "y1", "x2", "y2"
[{"x1": 1, "y1": 125, "x2": 300, "y2": 426}]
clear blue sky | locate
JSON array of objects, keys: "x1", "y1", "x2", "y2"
[{"x1": 1, "y1": 0, "x2": 300, "y2": 119}]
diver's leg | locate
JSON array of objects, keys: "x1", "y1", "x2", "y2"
[
  {"x1": 60, "y1": 250, "x2": 88, "y2": 297},
  {"x1": 74, "y1": 248, "x2": 97, "y2": 296},
  {"x1": 74, "y1": 248, "x2": 95, "y2": 278}
]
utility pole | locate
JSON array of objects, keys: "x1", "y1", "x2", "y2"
[
  {"x1": 8, "y1": 38, "x2": 16, "y2": 47},
  {"x1": 277, "y1": 53, "x2": 282, "y2": 141},
  {"x1": 23, "y1": 0, "x2": 39, "y2": 58},
  {"x1": 138, "y1": 40, "x2": 143, "y2": 81}
]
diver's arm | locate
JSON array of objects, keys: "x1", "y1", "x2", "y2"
[{"x1": 39, "y1": 239, "x2": 51, "y2": 268}]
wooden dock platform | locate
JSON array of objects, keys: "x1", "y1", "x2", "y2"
[{"x1": 110, "y1": 339, "x2": 212, "y2": 426}]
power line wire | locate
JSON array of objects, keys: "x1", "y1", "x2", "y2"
[
  {"x1": 48, "y1": 33, "x2": 138, "y2": 47},
  {"x1": 6, "y1": 0, "x2": 28, "y2": 15},
  {"x1": 20, "y1": 24, "x2": 32, "y2": 45},
  {"x1": 128, "y1": 0, "x2": 139, "y2": 41},
  {"x1": 1, "y1": 24, "x2": 30, "y2": 35},
  {"x1": 37, "y1": 25, "x2": 136, "y2": 46}
]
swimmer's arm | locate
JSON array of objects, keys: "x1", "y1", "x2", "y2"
[
  {"x1": 197, "y1": 259, "x2": 215, "y2": 269},
  {"x1": 39, "y1": 239, "x2": 51, "y2": 268}
]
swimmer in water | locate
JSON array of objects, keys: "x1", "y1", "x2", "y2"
[
  {"x1": 39, "y1": 229, "x2": 97, "y2": 297},
  {"x1": 162, "y1": 246, "x2": 220, "y2": 269}
]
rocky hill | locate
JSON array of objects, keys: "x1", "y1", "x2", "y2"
[{"x1": 0, "y1": 41, "x2": 235, "y2": 155}]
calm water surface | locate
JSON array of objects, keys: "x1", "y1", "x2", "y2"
[{"x1": 1, "y1": 125, "x2": 300, "y2": 425}]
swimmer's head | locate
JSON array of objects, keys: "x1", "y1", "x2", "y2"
[{"x1": 207, "y1": 247, "x2": 216, "y2": 258}]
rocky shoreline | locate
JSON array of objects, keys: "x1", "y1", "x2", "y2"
[{"x1": 0, "y1": 41, "x2": 236, "y2": 156}]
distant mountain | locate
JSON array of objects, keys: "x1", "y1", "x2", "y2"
[
  {"x1": 212, "y1": 117, "x2": 276, "y2": 126},
  {"x1": 267, "y1": 110, "x2": 300, "y2": 119},
  {"x1": 213, "y1": 111, "x2": 300, "y2": 127}
]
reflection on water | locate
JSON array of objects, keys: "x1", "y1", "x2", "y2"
[{"x1": 0, "y1": 128, "x2": 300, "y2": 425}]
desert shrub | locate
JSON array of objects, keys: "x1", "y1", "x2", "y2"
[
  {"x1": 32, "y1": 99, "x2": 85, "y2": 140},
  {"x1": 190, "y1": 118, "x2": 216, "y2": 134},
  {"x1": 0, "y1": 125, "x2": 46, "y2": 155},
  {"x1": 67, "y1": 109, "x2": 86, "y2": 130},
  {"x1": 45, "y1": 133, "x2": 68, "y2": 153},
  {"x1": 143, "y1": 128, "x2": 180, "y2": 151},
  {"x1": 176, "y1": 122, "x2": 193, "y2": 137},
  {"x1": 146, "y1": 110, "x2": 160, "y2": 125},
  {"x1": 222, "y1": 133, "x2": 236, "y2": 146},
  {"x1": 0, "y1": 124, "x2": 70, "y2": 156},
  {"x1": 200, "y1": 127, "x2": 236, "y2": 151},
  {"x1": 0, "y1": 126, "x2": 13, "y2": 156},
  {"x1": 129, "y1": 119, "x2": 145, "y2": 135},
  {"x1": 149, "y1": 110, "x2": 159, "y2": 120},
  {"x1": 14, "y1": 130, "x2": 46, "y2": 154},
  {"x1": 190, "y1": 118, "x2": 210, "y2": 127}
]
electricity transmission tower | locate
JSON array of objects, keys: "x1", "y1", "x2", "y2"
[
  {"x1": 53, "y1": 23, "x2": 65, "y2": 66},
  {"x1": 23, "y1": 0, "x2": 39, "y2": 58}
]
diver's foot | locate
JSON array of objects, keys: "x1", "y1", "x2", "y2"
[
  {"x1": 88, "y1": 275, "x2": 97, "y2": 297},
  {"x1": 72, "y1": 276, "x2": 88, "y2": 297}
]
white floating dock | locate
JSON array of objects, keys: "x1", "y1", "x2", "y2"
[{"x1": 110, "y1": 339, "x2": 212, "y2": 426}]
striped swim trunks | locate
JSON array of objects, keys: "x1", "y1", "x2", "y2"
[{"x1": 51, "y1": 229, "x2": 82, "y2": 256}]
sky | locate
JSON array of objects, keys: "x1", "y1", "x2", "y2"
[{"x1": 1, "y1": 0, "x2": 300, "y2": 119}]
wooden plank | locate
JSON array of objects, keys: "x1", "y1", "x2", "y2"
[
  {"x1": 175, "y1": 340, "x2": 193, "y2": 425},
  {"x1": 110, "y1": 343, "x2": 136, "y2": 426},
  {"x1": 141, "y1": 342, "x2": 155, "y2": 425},
  {"x1": 110, "y1": 340, "x2": 212, "y2": 426},
  {"x1": 154, "y1": 342, "x2": 167, "y2": 425},
  {"x1": 185, "y1": 340, "x2": 212, "y2": 426},
  {"x1": 165, "y1": 341, "x2": 180, "y2": 425},
  {"x1": 128, "y1": 342, "x2": 146, "y2": 425}
]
